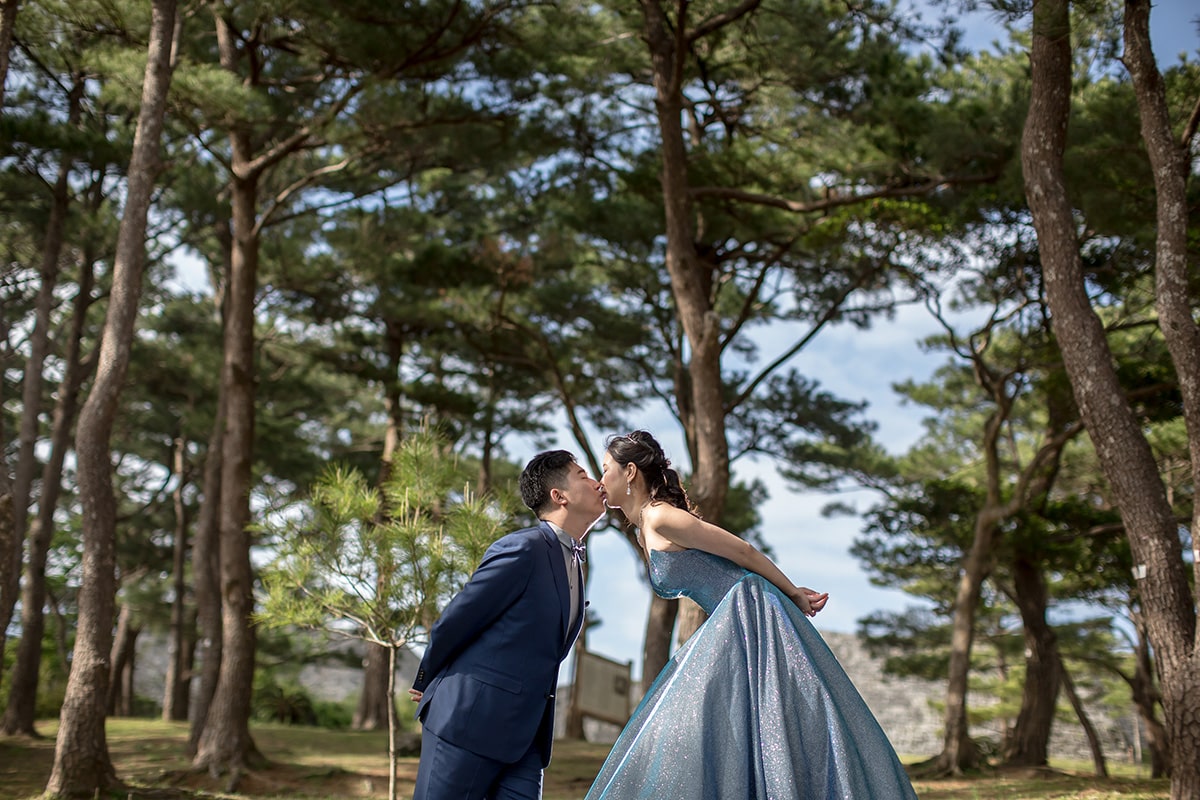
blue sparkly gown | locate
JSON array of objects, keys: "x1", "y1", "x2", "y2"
[{"x1": 585, "y1": 549, "x2": 918, "y2": 800}]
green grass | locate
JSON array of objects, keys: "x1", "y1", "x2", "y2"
[{"x1": 0, "y1": 719, "x2": 1171, "y2": 800}]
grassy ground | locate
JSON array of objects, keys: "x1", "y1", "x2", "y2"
[{"x1": 0, "y1": 719, "x2": 1171, "y2": 800}]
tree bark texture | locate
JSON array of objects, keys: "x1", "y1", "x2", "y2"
[
  {"x1": 1003, "y1": 557, "x2": 1062, "y2": 767},
  {"x1": 1123, "y1": 0, "x2": 1200, "y2": 595},
  {"x1": 1, "y1": 254, "x2": 94, "y2": 737},
  {"x1": 1023, "y1": 2, "x2": 1198, "y2": 797},
  {"x1": 45, "y1": 1, "x2": 176, "y2": 794},
  {"x1": 192, "y1": 13, "x2": 264, "y2": 776}
]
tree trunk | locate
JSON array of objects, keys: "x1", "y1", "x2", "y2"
[
  {"x1": 188, "y1": 272, "x2": 228, "y2": 755},
  {"x1": 193, "y1": 14, "x2": 266, "y2": 777},
  {"x1": 47, "y1": 587, "x2": 71, "y2": 678},
  {"x1": 108, "y1": 603, "x2": 140, "y2": 716},
  {"x1": 10, "y1": 72, "x2": 83, "y2": 576},
  {"x1": 0, "y1": 458, "x2": 13, "y2": 673},
  {"x1": 638, "y1": 0, "x2": 731, "y2": 523},
  {"x1": 0, "y1": 72, "x2": 84, "y2": 680},
  {"x1": 0, "y1": 0, "x2": 20, "y2": 670},
  {"x1": 1060, "y1": 661, "x2": 1108, "y2": 777},
  {"x1": 163, "y1": 432, "x2": 192, "y2": 721},
  {"x1": 641, "y1": 594, "x2": 678, "y2": 693},
  {"x1": 387, "y1": 645, "x2": 399, "y2": 800},
  {"x1": 354, "y1": 643, "x2": 393, "y2": 731},
  {"x1": 119, "y1": 632, "x2": 138, "y2": 717},
  {"x1": 638, "y1": 0, "x2": 749, "y2": 661},
  {"x1": 930, "y1": 517, "x2": 993, "y2": 775},
  {"x1": 1122, "y1": 10, "x2": 1200, "y2": 790},
  {"x1": 1131, "y1": 611, "x2": 1171, "y2": 777},
  {"x1": 1002, "y1": 557, "x2": 1062, "y2": 767},
  {"x1": 1123, "y1": 0, "x2": 1200, "y2": 597},
  {"x1": 675, "y1": 598, "x2": 706, "y2": 648},
  {"x1": 355, "y1": 358, "x2": 402, "y2": 732},
  {"x1": 164, "y1": 616, "x2": 195, "y2": 723},
  {"x1": 1, "y1": 251, "x2": 94, "y2": 737},
  {"x1": 45, "y1": 2, "x2": 176, "y2": 793},
  {"x1": 1023, "y1": 3, "x2": 1199, "y2": 798},
  {"x1": 0, "y1": 0, "x2": 19, "y2": 110}
]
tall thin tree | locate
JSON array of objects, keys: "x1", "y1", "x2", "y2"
[
  {"x1": 1022, "y1": 1, "x2": 1199, "y2": 797},
  {"x1": 44, "y1": 0, "x2": 178, "y2": 793}
]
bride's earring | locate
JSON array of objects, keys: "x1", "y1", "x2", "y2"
[{"x1": 626, "y1": 485, "x2": 631, "y2": 496}]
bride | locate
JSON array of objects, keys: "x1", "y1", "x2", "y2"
[{"x1": 587, "y1": 430, "x2": 919, "y2": 800}]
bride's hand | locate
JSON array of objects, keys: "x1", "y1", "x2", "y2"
[{"x1": 790, "y1": 587, "x2": 829, "y2": 616}]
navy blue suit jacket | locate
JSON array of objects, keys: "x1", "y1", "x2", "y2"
[{"x1": 412, "y1": 522, "x2": 584, "y2": 766}]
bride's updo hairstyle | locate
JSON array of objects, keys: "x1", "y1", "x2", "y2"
[{"x1": 605, "y1": 430, "x2": 695, "y2": 514}]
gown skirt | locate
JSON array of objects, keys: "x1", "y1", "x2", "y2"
[{"x1": 584, "y1": 548, "x2": 918, "y2": 800}]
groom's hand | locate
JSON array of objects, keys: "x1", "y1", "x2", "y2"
[{"x1": 408, "y1": 689, "x2": 423, "y2": 703}]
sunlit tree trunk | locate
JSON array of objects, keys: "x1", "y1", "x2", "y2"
[{"x1": 45, "y1": 1, "x2": 177, "y2": 793}]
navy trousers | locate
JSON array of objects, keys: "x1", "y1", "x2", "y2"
[{"x1": 412, "y1": 727, "x2": 543, "y2": 800}]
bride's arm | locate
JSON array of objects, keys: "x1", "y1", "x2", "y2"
[{"x1": 642, "y1": 504, "x2": 828, "y2": 616}]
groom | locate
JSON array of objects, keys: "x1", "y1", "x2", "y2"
[{"x1": 409, "y1": 450, "x2": 606, "y2": 799}]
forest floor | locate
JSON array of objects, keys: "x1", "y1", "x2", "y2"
[{"x1": 1, "y1": 718, "x2": 1171, "y2": 800}]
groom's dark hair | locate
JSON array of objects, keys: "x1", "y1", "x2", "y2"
[{"x1": 520, "y1": 450, "x2": 578, "y2": 514}]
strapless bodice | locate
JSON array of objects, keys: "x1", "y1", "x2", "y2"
[{"x1": 647, "y1": 548, "x2": 749, "y2": 614}]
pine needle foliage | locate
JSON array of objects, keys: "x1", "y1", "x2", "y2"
[{"x1": 256, "y1": 429, "x2": 504, "y2": 652}]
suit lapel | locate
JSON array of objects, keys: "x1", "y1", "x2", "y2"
[{"x1": 538, "y1": 522, "x2": 573, "y2": 644}]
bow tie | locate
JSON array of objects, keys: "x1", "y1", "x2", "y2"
[{"x1": 565, "y1": 539, "x2": 587, "y2": 564}]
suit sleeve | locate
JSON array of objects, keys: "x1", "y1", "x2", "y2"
[{"x1": 412, "y1": 535, "x2": 534, "y2": 691}]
